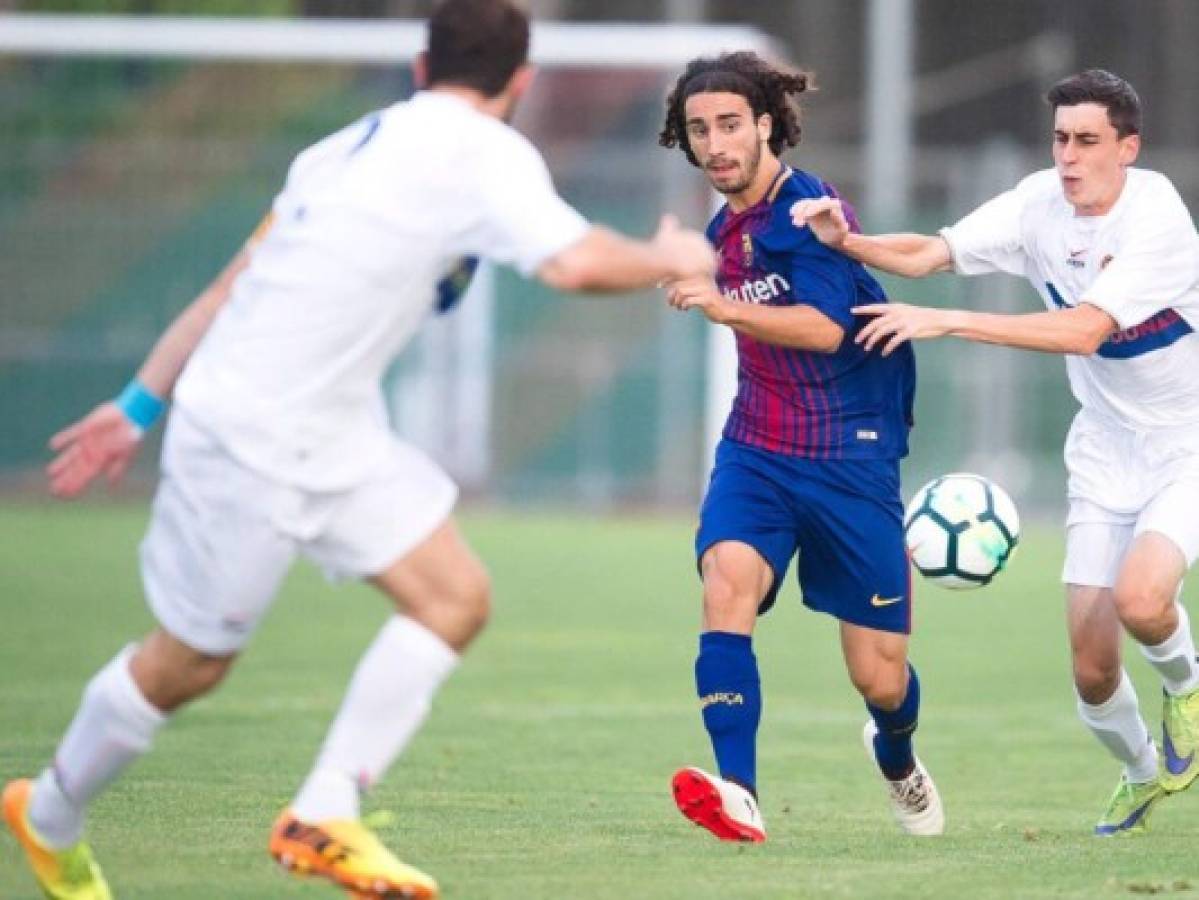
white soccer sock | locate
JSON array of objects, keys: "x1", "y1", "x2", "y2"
[
  {"x1": 29, "y1": 645, "x2": 168, "y2": 849},
  {"x1": 291, "y1": 616, "x2": 459, "y2": 823},
  {"x1": 1141, "y1": 602, "x2": 1199, "y2": 696},
  {"x1": 1076, "y1": 670, "x2": 1158, "y2": 784}
]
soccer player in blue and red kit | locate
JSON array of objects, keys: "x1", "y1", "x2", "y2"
[{"x1": 658, "y1": 51, "x2": 944, "y2": 840}]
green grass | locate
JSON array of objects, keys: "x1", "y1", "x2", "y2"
[{"x1": 1, "y1": 503, "x2": 1197, "y2": 899}]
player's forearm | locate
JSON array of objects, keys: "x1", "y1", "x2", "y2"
[
  {"x1": 578, "y1": 229, "x2": 676, "y2": 291},
  {"x1": 135, "y1": 250, "x2": 250, "y2": 397},
  {"x1": 840, "y1": 232, "x2": 953, "y2": 278},
  {"x1": 545, "y1": 222, "x2": 718, "y2": 293},
  {"x1": 718, "y1": 302, "x2": 844, "y2": 353},
  {"x1": 942, "y1": 306, "x2": 1112, "y2": 355},
  {"x1": 542, "y1": 226, "x2": 682, "y2": 293}
]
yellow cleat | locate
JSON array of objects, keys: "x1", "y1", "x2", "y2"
[
  {"x1": 268, "y1": 809, "x2": 439, "y2": 899},
  {"x1": 2, "y1": 779, "x2": 113, "y2": 900},
  {"x1": 1094, "y1": 772, "x2": 1166, "y2": 835},
  {"x1": 1161, "y1": 687, "x2": 1199, "y2": 793}
]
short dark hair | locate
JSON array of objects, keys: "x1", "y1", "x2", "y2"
[
  {"x1": 426, "y1": 0, "x2": 529, "y2": 98},
  {"x1": 1046, "y1": 69, "x2": 1142, "y2": 138},
  {"x1": 659, "y1": 51, "x2": 812, "y2": 166}
]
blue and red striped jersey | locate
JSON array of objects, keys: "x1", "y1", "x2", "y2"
[{"x1": 707, "y1": 168, "x2": 916, "y2": 460}]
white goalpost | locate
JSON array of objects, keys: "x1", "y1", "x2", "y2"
[
  {"x1": 0, "y1": 15, "x2": 777, "y2": 68},
  {"x1": 0, "y1": 12, "x2": 781, "y2": 503}
]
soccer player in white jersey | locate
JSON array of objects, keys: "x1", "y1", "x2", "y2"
[
  {"x1": 0, "y1": 2, "x2": 716, "y2": 897},
  {"x1": 791, "y1": 68, "x2": 1199, "y2": 836}
]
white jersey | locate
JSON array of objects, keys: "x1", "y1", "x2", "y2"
[
  {"x1": 940, "y1": 167, "x2": 1199, "y2": 430},
  {"x1": 174, "y1": 91, "x2": 590, "y2": 489}
]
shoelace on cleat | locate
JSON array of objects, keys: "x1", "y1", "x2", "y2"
[
  {"x1": 888, "y1": 772, "x2": 931, "y2": 813},
  {"x1": 1112, "y1": 778, "x2": 1156, "y2": 806},
  {"x1": 1107, "y1": 781, "x2": 1134, "y2": 811},
  {"x1": 281, "y1": 820, "x2": 353, "y2": 863},
  {"x1": 1169, "y1": 697, "x2": 1199, "y2": 743}
]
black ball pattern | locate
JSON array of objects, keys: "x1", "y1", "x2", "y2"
[{"x1": 904, "y1": 474, "x2": 1019, "y2": 586}]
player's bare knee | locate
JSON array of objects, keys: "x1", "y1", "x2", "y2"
[
  {"x1": 452, "y1": 561, "x2": 492, "y2": 639},
  {"x1": 702, "y1": 577, "x2": 757, "y2": 628},
  {"x1": 854, "y1": 669, "x2": 907, "y2": 710},
  {"x1": 131, "y1": 636, "x2": 237, "y2": 712},
  {"x1": 846, "y1": 669, "x2": 873, "y2": 704},
  {"x1": 189, "y1": 653, "x2": 236, "y2": 695},
  {"x1": 702, "y1": 571, "x2": 736, "y2": 611},
  {"x1": 1112, "y1": 582, "x2": 1174, "y2": 642},
  {"x1": 1071, "y1": 630, "x2": 1121, "y2": 702},
  {"x1": 1073, "y1": 657, "x2": 1120, "y2": 704},
  {"x1": 419, "y1": 557, "x2": 491, "y2": 643}
]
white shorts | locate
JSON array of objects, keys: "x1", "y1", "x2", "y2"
[
  {"x1": 140, "y1": 410, "x2": 457, "y2": 655},
  {"x1": 1062, "y1": 409, "x2": 1199, "y2": 588}
]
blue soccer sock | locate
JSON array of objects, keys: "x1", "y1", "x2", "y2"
[
  {"x1": 866, "y1": 662, "x2": 920, "y2": 780},
  {"x1": 695, "y1": 631, "x2": 762, "y2": 794}
]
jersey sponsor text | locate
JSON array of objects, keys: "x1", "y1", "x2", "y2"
[{"x1": 722, "y1": 273, "x2": 790, "y2": 304}]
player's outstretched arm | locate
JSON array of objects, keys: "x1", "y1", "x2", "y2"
[
  {"x1": 789, "y1": 196, "x2": 851, "y2": 248},
  {"x1": 665, "y1": 276, "x2": 844, "y2": 353},
  {"x1": 852, "y1": 300, "x2": 1117, "y2": 357},
  {"x1": 46, "y1": 246, "x2": 252, "y2": 498},
  {"x1": 537, "y1": 215, "x2": 715, "y2": 293},
  {"x1": 790, "y1": 197, "x2": 953, "y2": 279}
]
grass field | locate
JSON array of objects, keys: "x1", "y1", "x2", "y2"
[{"x1": 2, "y1": 502, "x2": 1198, "y2": 899}]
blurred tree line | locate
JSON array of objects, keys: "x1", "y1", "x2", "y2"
[{"x1": 7, "y1": 0, "x2": 1198, "y2": 152}]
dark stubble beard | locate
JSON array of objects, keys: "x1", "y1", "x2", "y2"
[{"x1": 717, "y1": 137, "x2": 762, "y2": 196}]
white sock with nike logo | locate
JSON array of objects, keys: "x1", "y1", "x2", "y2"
[
  {"x1": 1141, "y1": 602, "x2": 1199, "y2": 697},
  {"x1": 1076, "y1": 670, "x2": 1158, "y2": 784}
]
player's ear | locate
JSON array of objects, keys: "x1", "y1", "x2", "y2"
[
  {"x1": 1118, "y1": 132, "x2": 1141, "y2": 166},
  {"x1": 412, "y1": 52, "x2": 428, "y2": 89},
  {"x1": 506, "y1": 64, "x2": 537, "y2": 101},
  {"x1": 757, "y1": 112, "x2": 772, "y2": 144}
]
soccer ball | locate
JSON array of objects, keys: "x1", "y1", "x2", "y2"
[{"x1": 904, "y1": 472, "x2": 1020, "y2": 590}]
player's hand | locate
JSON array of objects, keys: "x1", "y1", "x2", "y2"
[
  {"x1": 790, "y1": 197, "x2": 850, "y2": 248},
  {"x1": 664, "y1": 275, "x2": 733, "y2": 324},
  {"x1": 653, "y1": 214, "x2": 717, "y2": 279},
  {"x1": 46, "y1": 402, "x2": 143, "y2": 498},
  {"x1": 852, "y1": 302, "x2": 950, "y2": 356}
]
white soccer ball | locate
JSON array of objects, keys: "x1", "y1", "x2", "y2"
[{"x1": 903, "y1": 472, "x2": 1020, "y2": 590}]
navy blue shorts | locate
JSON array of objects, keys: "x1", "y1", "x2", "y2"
[{"x1": 695, "y1": 439, "x2": 912, "y2": 634}]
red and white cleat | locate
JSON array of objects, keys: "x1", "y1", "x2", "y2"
[{"x1": 671, "y1": 766, "x2": 766, "y2": 843}]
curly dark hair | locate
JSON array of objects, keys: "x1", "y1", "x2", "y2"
[{"x1": 659, "y1": 51, "x2": 813, "y2": 167}]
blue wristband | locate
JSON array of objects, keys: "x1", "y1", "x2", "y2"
[{"x1": 116, "y1": 380, "x2": 166, "y2": 434}]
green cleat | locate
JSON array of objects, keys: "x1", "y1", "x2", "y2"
[
  {"x1": 2, "y1": 779, "x2": 112, "y2": 900},
  {"x1": 1094, "y1": 773, "x2": 1166, "y2": 836},
  {"x1": 1161, "y1": 687, "x2": 1199, "y2": 793}
]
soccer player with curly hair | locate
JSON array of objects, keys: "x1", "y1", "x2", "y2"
[
  {"x1": 659, "y1": 51, "x2": 943, "y2": 842},
  {"x1": 0, "y1": 2, "x2": 716, "y2": 897}
]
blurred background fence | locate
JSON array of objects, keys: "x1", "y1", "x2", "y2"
[{"x1": 2, "y1": 0, "x2": 1197, "y2": 516}]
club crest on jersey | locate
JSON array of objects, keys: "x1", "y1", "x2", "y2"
[
  {"x1": 742, "y1": 233, "x2": 754, "y2": 266},
  {"x1": 1100, "y1": 254, "x2": 1114, "y2": 270}
]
